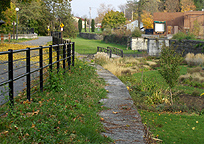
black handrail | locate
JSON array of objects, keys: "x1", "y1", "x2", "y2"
[
  {"x1": 97, "y1": 46, "x2": 123, "y2": 58},
  {"x1": 0, "y1": 42, "x2": 75, "y2": 107}
]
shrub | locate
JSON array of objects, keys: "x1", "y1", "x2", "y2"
[
  {"x1": 91, "y1": 19, "x2": 95, "y2": 32},
  {"x1": 78, "y1": 18, "x2": 82, "y2": 32},
  {"x1": 172, "y1": 32, "x2": 195, "y2": 40},
  {"x1": 131, "y1": 27, "x2": 142, "y2": 37},
  {"x1": 159, "y1": 46, "x2": 184, "y2": 105}
]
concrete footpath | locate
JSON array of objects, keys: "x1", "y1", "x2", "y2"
[{"x1": 94, "y1": 64, "x2": 146, "y2": 143}]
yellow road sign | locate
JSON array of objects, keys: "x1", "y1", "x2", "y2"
[{"x1": 60, "y1": 23, "x2": 64, "y2": 28}]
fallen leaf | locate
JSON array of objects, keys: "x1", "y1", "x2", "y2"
[
  {"x1": 31, "y1": 123, "x2": 35, "y2": 128},
  {"x1": 113, "y1": 111, "x2": 118, "y2": 114},
  {"x1": 100, "y1": 117, "x2": 104, "y2": 121},
  {"x1": 192, "y1": 127, "x2": 195, "y2": 130},
  {"x1": 32, "y1": 110, "x2": 40, "y2": 116}
]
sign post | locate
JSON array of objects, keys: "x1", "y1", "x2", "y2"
[{"x1": 60, "y1": 23, "x2": 64, "y2": 41}]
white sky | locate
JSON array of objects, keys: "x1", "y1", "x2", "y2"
[{"x1": 70, "y1": 0, "x2": 127, "y2": 18}]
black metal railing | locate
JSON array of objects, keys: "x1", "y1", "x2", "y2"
[
  {"x1": 107, "y1": 47, "x2": 123, "y2": 57},
  {"x1": 97, "y1": 46, "x2": 123, "y2": 58},
  {"x1": 52, "y1": 31, "x2": 63, "y2": 45},
  {"x1": 97, "y1": 46, "x2": 112, "y2": 58},
  {"x1": 0, "y1": 42, "x2": 75, "y2": 107}
]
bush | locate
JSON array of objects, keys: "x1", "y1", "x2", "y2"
[
  {"x1": 131, "y1": 27, "x2": 142, "y2": 37},
  {"x1": 172, "y1": 32, "x2": 195, "y2": 40}
]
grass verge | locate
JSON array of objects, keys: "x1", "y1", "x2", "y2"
[{"x1": 0, "y1": 59, "x2": 112, "y2": 143}]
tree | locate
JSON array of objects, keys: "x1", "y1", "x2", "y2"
[
  {"x1": 91, "y1": 19, "x2": 95, "y2": 32},
  {"x1": 159, "y1": 46, "x2": 184, "y2": 105},
  {"x1": 142, "y1": 0, "x2": 160, "y2": 14},
  {"x1": 1, "y1": 1, "x2": 16, "y2": 34},
  {"x1": 102, "y1": 10, "x2": 126, "y2": 30},
  {"x1": 164, "y1": 0, "x2": 180, "y2": 12},
  {"x1": 180, "y1": 0, "x2": 196, "y2": 12},
  {"x1": 0, "y1": 0, "x2": 11, "y2": 19},
  {"x1": 95, "y1": 3, "x2": 115, "y2": 23},
  {"x1": 84, "y1": 18, "x2": 87, "y2": 32},
  {"x1": 78, "y1": 18, "x2": 82, "y2": 32},
  {"x1": 141, "y1": 10, "x2": 153, "y2": 29},
  {"x1": 194, "y1": 0, "x2": 204, "y2": 11}
]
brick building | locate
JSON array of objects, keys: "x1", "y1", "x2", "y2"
[{"x1": 153, "y1": 11, "x2": 204, "y2": 36}]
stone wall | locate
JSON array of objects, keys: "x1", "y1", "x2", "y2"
[
  {"x1": 103, "y1": 35, "x2": 129, "y2": 46},
  {"x1": 79, "y1": 32, "x2": 103, "y2": 40},
  {"x1": 170, "y1": 39, "x2": 204, "y2": 56}
]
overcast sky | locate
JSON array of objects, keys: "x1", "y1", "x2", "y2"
[{"x1": 70, "y1": 0, "x2": 127, "y2": 18}]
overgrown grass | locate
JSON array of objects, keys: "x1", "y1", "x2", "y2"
[
  {"x1": 128, "y1": 65, "x2": 203, "y2": 95},
  {"x1": 0, "y1": 59, "x2": 112, "y2": 143},
  {"x1": 70, "y1": 36, "x2": 141, "y2": 54},
  {"x1": 139, "y1": 110, "x2": 204, "y2": 143}
]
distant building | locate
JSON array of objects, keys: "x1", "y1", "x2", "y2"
[
  {"x1": 126, "y1": 20, "x2": 144, "y2": 32},
  {"x1": 153, "y1": 11, "x2": 204, "y2": 36},
  {"x1": 73, "y1": 17, "x2": 87, "y2": 28}
]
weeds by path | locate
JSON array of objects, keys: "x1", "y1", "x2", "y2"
[{"x1": 0, "y1": 59, "x2": 112, "y2": 143}]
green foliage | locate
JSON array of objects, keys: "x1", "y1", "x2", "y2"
[
  {"x1": 84, "y1": 18, "x2": 87, "y2": 32},
  {"x1": 102, "y1": 10, "x2": 126, "y2": 30},
  {"x1": 45, "y1": 69, "x2": 65, "y2": 92},
  {"x1": 0, "y1": 0, "x2": 10, "y2": 19},
  {"x1": 159, "y1": 46, "x2": 184, "y2": 89},
  {"x1": 172, "y1": 32, "x2": 195, "y2": 41},
  {"x1": 1, "y1": 0, "x2": 77, "y2": 37},
  {"x1": 131, "y1": 27, "x2": 142, "y2": 37},
  {"x1": 159, "y1": 46, "x2": 184, "y2": 104},
  {"x1": 78, "y1": 18, "x2": 82, "y2": 32},
  {"x1": 91, "y1": 19, "x2": 95, "y2": 32}
]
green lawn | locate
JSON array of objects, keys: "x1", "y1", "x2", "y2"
[
  {"x1": 70, "y1": 36, "x2": 141, "y2": 54},
  {"x1": 132, "y1": 65, "x2": 203, "y2": 95},
  {"x1": 139, "y1": 110, "x2": 204, "y2": 143}
]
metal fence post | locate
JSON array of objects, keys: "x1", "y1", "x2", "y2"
[
  {"x1": 72, "y1": 42, "x2": 75, "y2": 67},
  {"x1": 110, "y1": 49, "x2": 112, "y2": 58},
  {"x1": 26, "y1": 48, "x2": 31, "y2": 101},
  {"x1": 97, "y1": 46, "x2": 99, "y2": 52},
  {"x1": 49, "y1": 45, "x2": 53, "y2": 72},
  {"x1": 63, "y1": 43, "x2": 66, "y2": 72},
  {"x1": 39, "y1": 46, "x2": 43, "y2": 92},
  {"x1": 8, "y1": 49, "x2": 14, "y2": 106},
  {"x1": 68, "y1": 43, "x2": 71, "y2": 70},
  {"x1": 121, "y1": 50, "x2": 123, "y2": 58},
  {"x1": 57, "y1": 44, "x2": 60, "y2": 73}
]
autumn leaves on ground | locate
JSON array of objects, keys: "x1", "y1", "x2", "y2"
[{"x1": 0, "y1": 57, "x2": 112, "y2": 143}]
